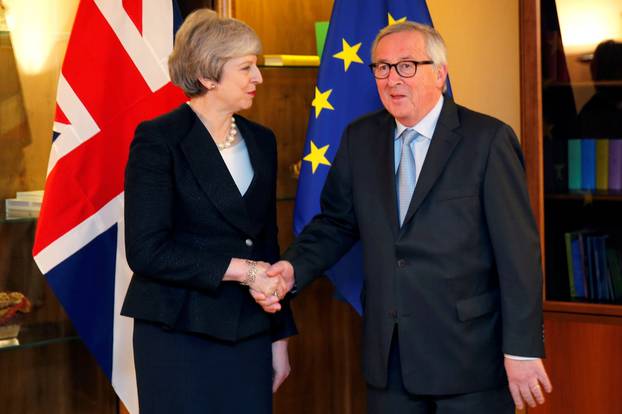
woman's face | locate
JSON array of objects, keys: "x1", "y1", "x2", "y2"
[{"x1": 211, "y1": 54, "x2": 262, "y2": 112}]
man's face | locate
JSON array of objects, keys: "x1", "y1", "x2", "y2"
[{"x1": 373, "y1": 30, "x2": 447, "y2": 126}]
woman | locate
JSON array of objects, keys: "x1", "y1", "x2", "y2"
[{"x1": 121, "y1": 9, "x2": 296, "y2": 414}]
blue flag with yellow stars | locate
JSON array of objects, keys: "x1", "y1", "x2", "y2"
[{"x1": 294, "y1": 0, "x2": 451, "y2": 314}]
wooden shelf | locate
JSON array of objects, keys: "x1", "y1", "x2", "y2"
[
  {"x1": 259, "y1": 64, "x2": 319, "y2": 69},
  {"x1": 543, "y1": 80, "x2": 622, "y2": 88},
  {"x1": 544, "y1": 300, "x2": 622, "y2": 317},
  {"x1": 545, "y1": 191, "x2": 622, "y2": 201}
]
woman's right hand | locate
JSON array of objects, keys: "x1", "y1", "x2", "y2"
[
  {"x1": 223, "y1": 258, "x2": 285, "y2": 305},
  {"x1": 249, "y1": 261, "x2": 281, "y2": 298}
]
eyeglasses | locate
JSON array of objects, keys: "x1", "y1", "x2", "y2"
[{"x1": 368, "y1": 60, "x2": 434, "y2": 79}]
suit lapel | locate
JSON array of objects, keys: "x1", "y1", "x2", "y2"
[
  {"x1": 180, "y1": 108, "x2": 253, "y2": 235},
  {"x1": 374, "y1": 111, "x2": 401, "y2": 238},
  {"x1": 401, "y1": 97, "x2": 462, "y2": 229}
]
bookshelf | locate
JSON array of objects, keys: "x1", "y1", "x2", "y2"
[{"x1": 520, "y1": 0, "x2": 622, "y2": 412}]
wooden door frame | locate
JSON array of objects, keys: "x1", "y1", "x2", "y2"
[{"x1": 519, "y1": 0, "x2": 545, "y2": 259}]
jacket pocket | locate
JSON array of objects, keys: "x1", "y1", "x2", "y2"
[
  {"x1": 456, "y1": 289, "x2": 499, "y2": 322},
  {"x1": 436, "y1": 186, "x2": 479, "y2": 201}
]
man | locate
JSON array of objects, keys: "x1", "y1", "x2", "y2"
[{"x1": 258, "y1": 22, "x2": 552, "y2": 413}]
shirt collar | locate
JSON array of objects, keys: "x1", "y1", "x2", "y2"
[{"x1": 394, "y1": 95, "x2": 444, "y2": 141}]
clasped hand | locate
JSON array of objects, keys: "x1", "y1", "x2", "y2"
[{"x1": 248, "y1": 261, "x2": 295, "y2": 313}]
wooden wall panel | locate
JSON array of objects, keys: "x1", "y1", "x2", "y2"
[
  {"x1": 275, "y1": 278, "x2": 366, "y2": 414},
  {"x1": 241, "y1": 67, "x2": 317, "y2": 200},
  {"x1": 0, "y1": 341, "x2": 117, "y2": 413},
  {"x1": 231, "y1": 0, "x2": 333, "y2": 55},
  {"x1": 528, "y1": 312, "x2": 622, "y2": 414}
]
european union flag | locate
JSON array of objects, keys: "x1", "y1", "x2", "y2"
[{"x1": 294, "y1": 0, "x2": 449, "y2": 314}]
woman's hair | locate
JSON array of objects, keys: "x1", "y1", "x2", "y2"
[
  {"x1": 371, "y1": 21, "x2": 448, "y2": 69},
  {"x1": 169, "y1": 9, "x2": 262, "y2": 97}
]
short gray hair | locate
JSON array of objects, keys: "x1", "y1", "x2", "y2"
[
  {"x1": 371, "y1": 21, "x2": 448, "y2": 69},
  {"x1": 169, "y1": 9, "x2": 262, "y2": 97}
]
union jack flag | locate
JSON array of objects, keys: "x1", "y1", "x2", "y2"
[{"x1": 33, "y1": 1, "x2": 186, "y2": 412}]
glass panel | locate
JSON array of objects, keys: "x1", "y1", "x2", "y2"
[{"x1": 541, "y1": 0, "x2": 622, "y2": 304}]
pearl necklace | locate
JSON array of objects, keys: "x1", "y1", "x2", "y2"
[{"x1": 216, "y1": 117, "x2": 238, "y2": 151}]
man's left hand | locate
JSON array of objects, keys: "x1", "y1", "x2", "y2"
[{"x1": 505, "y1": 357, "x2": 552, "y2": 410}]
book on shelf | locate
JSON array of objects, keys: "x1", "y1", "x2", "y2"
[
  {"x1": 544, "y1": 138, "x2": 568, "y2": 192},
  {"x1": 314, "y1": 21, "x2": 329, "y2": 59},
  {"x1": 567, "y1": 232, "x2": 587, "y2": 299},
  {"x1": 591, "y1": 235, "x2": 613, "y2": 301},
  {"x1": 581, "y1": 139, "x2": 596, "y2": 191},
  {"x1": 4, "y1": 190, "x2": 43, "y2": 220},
  {"x1": 606, "y1": 248, "x2": 622, "y2": 300},
  {"x1": 564, "y1": 230, "x2": 622, "y2": 302},
  {"x1": 564, "y1": 232, "x2": 578, "y2": 298},
  {"x1": 15, "y1": 190, "x2": 43, "y2": 202},
  {"x1": 567, "y1": 139, "x2": 582, "y2": 190},
  {"x1": 595, "y1": 139, "x2": 609, "y2": 190},
  {"x1": 262, "y1": 54, "x2": 320, "y2": 67},
  {"x1": 609, "y1": 139, "x2": 622, "y2": 191},
  {"x1": 562, "y1": 138, "x2": 622, "y2": 193}
]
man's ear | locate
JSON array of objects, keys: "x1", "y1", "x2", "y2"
[{"x1": 435, "y1": 64, "x2": 448, "y2": 87}]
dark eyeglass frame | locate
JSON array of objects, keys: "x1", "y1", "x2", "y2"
[{"x1": 368, "y1": 60, "x2": 434, "y2": 79}]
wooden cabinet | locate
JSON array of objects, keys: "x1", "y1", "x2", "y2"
[{"x1": 520, "y1": 1, "x2": 622, "y2": 412}]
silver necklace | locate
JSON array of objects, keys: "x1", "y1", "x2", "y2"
[{"x1": 217, "y1": 117, "x2": 238, "y2": 151}]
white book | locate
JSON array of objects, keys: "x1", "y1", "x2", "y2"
[
  {"x1": 5, "y1": 198, "x2": 42, "y2": 210},
  {"x1": 15, "y1": 190, "x2": 44, "y2": 202}
]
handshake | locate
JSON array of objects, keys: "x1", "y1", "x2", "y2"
[{"x1": 240, "y1": 260, "x2": 295, "y2": 313}]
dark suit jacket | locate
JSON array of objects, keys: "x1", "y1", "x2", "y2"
[
  {"x1": 284, "y1": 97, "x2": 544, "y2": 395},
  {"x1": 121, "y1": 103, "x2": 296, "y2": 342}
]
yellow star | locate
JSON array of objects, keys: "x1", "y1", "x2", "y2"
[
  {"x1": 311, "y1": 87, "x2": 334, "y2": 118},
  {"x1": 388, "y1": 13, "x2": 407, "y2": 26},
  {"x1": 303, "y1": 141, "x2": 331, "y2": 174},
  {"x1": 333, "y1": 39, "x2": 364, "y2": 71}
]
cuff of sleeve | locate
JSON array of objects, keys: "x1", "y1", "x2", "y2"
[{"x1": 504, "y1": 354, "x2": 539, "y2": 361}]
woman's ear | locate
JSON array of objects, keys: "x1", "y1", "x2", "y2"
[{"x1": 198, "y1": 78, "x2": 216, "y2": 90}]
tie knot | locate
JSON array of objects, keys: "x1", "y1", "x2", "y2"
[{"x1": 402, "y1": 128, "x2": 418, "y2": 145}]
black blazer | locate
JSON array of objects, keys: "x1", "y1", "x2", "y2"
[
  {"x1": 121, "y1": 103, "x2": 296, "y2": 342},
  {"x1": 284, "y1": 97, "x2": 544, "y2": 394}
]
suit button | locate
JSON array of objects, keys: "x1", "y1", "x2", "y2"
[
  {"x1": 397, "y1": 259, "x2": 406, "y2": 268},
  {"x1": 389, "y1": 309, "x2": 398, "y2": 320},
  {"x1": 245, "y1": 239, "x2": 253, "y2": 247}
]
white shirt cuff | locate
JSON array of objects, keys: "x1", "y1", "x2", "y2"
[{"x1": 504, "y1": 354, "x2": 538, "y2": 361}]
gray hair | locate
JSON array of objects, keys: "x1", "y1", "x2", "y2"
[
  {"x1": 371, "y1": 21, "x2": 448, "y2": 69},
  {"x1": 169, "y1": 9, "x2": 262, "y2": 97}
]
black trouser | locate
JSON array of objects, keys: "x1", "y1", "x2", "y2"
[{"x1": 367, "y1": 329, "x2": 514, "y2": 414}]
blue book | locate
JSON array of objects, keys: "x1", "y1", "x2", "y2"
[
  {"x1": 585, "y1": 235, "x2": 597, "y2": 299},
  {"x1": 566, "y1": 232, "x2": 586, "y2": 298},
  {"x1": 606, "y1": 248, "x2": 622, "y2": 300},
  {"x1": 571, "y1": 237, "x2": 587, "y2": 300},
  {"x1": 581, "y1": 139, "x2": 596, "y2": 190},
  {"x1": 564, "y1": 233, "x2": 576, "y2": 298},
  {"x1": 568, "y1": 139, "x2": 582, "y2": 190},
  {"x1": 594, "y1": 236, "x2": 613, "y2": 301}
]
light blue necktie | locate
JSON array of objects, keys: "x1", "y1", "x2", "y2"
[{"x1": 397, "y1": 129, "x2": 418, "y2": 226}]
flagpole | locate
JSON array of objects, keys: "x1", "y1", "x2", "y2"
[{"x1": 215, "y1": 0, "x2": 232, "y2": 17}]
